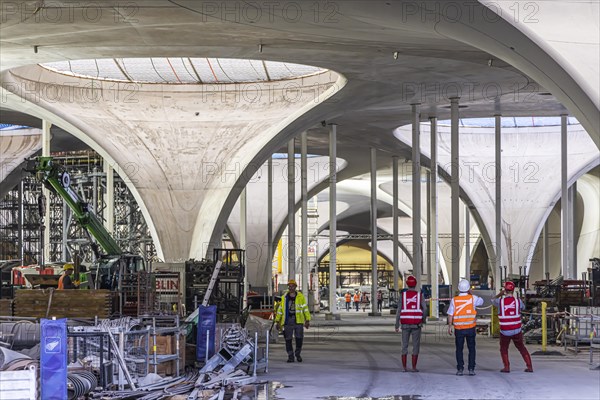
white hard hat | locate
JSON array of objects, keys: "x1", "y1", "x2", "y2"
[{"x1": 458, "y1": 279, "x2": 470, "y2": 292}]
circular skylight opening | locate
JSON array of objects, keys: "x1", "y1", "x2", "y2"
[{"x1": 40, "y1": 58, "x2": 326, "y2": 84}]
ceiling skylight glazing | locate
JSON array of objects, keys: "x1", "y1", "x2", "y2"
[
  {"x1": 439, "y1": 116, "x2": 579, "y2": 127},
  {"x1": 41, "y1": 58, "x2": 325, "y2": 84}
]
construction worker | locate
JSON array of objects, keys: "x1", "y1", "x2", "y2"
[
  {"x1": 493, "y1": 281, "x2": 533, "y2": 373},
  {"x1": 275, "y1": 279, "x2": 311, "y2": 362},
  {"x1": 447, "y1": 279, "x2": 484, "y2": 376},
  {"x1": 57, "y1": 263, "x2": 78, "y2": 290},
  {"x1": 395, "y1": 275, "x2": 427, "y2": 372},
  {"x1": 345, "y1": 291, "x2": 352, "y2": 311},
  {"x1": 353, "y1": 291, "x2": 360, "y2": 311}
]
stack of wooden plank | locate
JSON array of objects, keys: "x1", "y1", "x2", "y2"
[
  {"x1": 13, "y1": 289, "x2": 112, "y2": 318},
  {"x1": 0, "y1": 299, "x2": 13, "y2": 316}
]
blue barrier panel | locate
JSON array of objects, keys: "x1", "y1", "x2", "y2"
[
  {"x1": 41, "y1": 318, "x2": 67, "y2": 400},
  {"x1": 196, "y1": 305, "x2": 217, "y2": 361}
]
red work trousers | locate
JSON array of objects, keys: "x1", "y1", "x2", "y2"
[{"x1": 500, "y1": 331, "x2": 530, "y2": 360}]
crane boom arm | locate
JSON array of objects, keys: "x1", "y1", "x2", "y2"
[{"x1": 31, "y1": 156, "x2": 123, "y2": 256}]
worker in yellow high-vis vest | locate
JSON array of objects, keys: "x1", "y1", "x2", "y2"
[
  {"x1": 447, "y1": 279, "x2": 484, "y2": 376},
  {"x1": 275, "y1": 279, "x2": 311, "y2": 363}
]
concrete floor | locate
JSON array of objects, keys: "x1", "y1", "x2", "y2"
[{"x1": 266, "y1": 311, "x2": 600, "y2": 400}]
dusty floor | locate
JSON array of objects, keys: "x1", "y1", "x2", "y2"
[{"x1": 264, "y1": 311, "x2": 600, "y2": 400}]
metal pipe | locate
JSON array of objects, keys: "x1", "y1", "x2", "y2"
[
  {"x1": 392, "y1": 156, "x2": 399, "y2": 292},
  {"x1": 561, "y1": 114, "x2": 569, "y2": 279},
  {"x1": 370, "y1": 147, "x2": 378, "y2": 315},
  {"x1": 430, "y1": 117, "x2": 439, "y2": 318}
]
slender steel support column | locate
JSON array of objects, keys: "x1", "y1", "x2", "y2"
[
  {"x1": 542, "y1": 220, "x2": 549, "y2": 278},
  {"x1": 426, "y1": 171, "x2": 431, "y2": 285},
  {"x1": 42, "y1": 120, "x2": 51, "y2": 264},
  {"x1": 62, "y1": 201, "x2": 68, "y2": 261},
  {"x1": 267, "y1": 157, "x2": 273, "y2": 296},
  {"x1": 370, "y1": 147, "x2": 379, "y2": 315},
  {"x1": 329, "y1": 124, "x2": 338, "y2": 315},
  {"x1": 412, "y1": 104, "x2": 422, "y2": 288},
  {"x1": 430, "y1": 117, "x2": 439, "y2": 318},
  {"x1": 288, "y1": 139, "x2": 296, "y2": 280},
  {"x1": 465, "y1": 204, "x2": 471, "y2": 280},
  {"x1": 392, "y1": 156, "x2": 399, "y2": 292},
  {"x1": 450, "y1": 98, "x2": 460, "y2": 291},
  {"x1": 241, "y1": 188, "x2": 248, "y2": 308},
  {"x1": 568, "y1": 182, "x2": 577, "y2": 277},
  {"x1": 301, "y1": 132, "x2": 309, "y2": 296},
  {"x1": 104, "y1": 161, "x2": 115, "y2": 234},
  {"x1": 561, "y1": 114, "x2": 569, "y2": 279},
  {"x1": 495, "y1": 115, "x2": 502, "y2": 291}
]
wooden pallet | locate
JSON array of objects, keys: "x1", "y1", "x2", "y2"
[
  {"x1": 13, "y1": 289, "x2": 112, "y2": 318},
  {"x1": 0, "y1": 299, "x2": 13, "y2": 316}
]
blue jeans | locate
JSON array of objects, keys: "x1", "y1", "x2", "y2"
[{"x1": 455, "y1": 327, "x2": 476, "y2": 371}]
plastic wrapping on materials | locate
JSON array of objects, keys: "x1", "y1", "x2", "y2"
[
  {"x1": 196, "y1": 305, "x2": 216, "y2": 361},
  {"x1": 41, "y1": 318, "x2": 67, "y2": 400}
]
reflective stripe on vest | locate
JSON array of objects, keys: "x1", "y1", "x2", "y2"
[
  {"x1": 400, "y1": 290, "x2": 423, "y2": 325},
  {"x1": 452, "y1": 294, "x2": 476, "y2": 329},
  {"x1": 498, "y1": 296, "x2": 521, "y2": 331}
]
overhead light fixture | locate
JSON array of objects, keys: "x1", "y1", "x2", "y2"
[
  {"x1": 393, "y1": 51, "x2": 399, "y2": 60},
  {"x1": 258, "y1": 44, "x2": 263, "y2": 53}
]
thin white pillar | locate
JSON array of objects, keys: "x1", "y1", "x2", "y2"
[
  {"x1": 288, "y1": 139, "x2": 296, "y2": 280},
  {"x1": 329, "y1": 124, "x2": 338, "y2": 316},
  {"x1": 450, "y1": 98, "x2": 460, "y2": 291},
  {"x1": 240, "y1": 188, "x2": 248, "y2": 308},
  {"x1": 42, "y1": 120, "x2": 51, "y2": 265},
  {"x1": 392, "y1": 156, "x2": 399, "y2": 292},
  {"x1": 301, "y1": 132, "x2": 309, "y2": 296},
  {"x1": 542, "y1": 220, "x2": 549, "y2": 279},
  {"x1": 465, "y1": 204, "x2": 471, "y2": 279},
  {"x1": 412, "y1": 104, "x2": 422, "y2": 288},
  {"x1": 568, "y1": 182, "x2": 577, "y2": 277},
  {"x1": 561, "y1": 114, "x2": 569, "y2": 279},
  {"x1": 495, "y1": 115, "x2": 502, "y2": 291},
  {"x1": 370, "y1": 147, "x2": 379, "y2": 315},
  {"x1": 267, "y1": 157, "x2": 273, "y2": 296},
  {"x1": 426, "y1": 171, "x2": 431, "y2": 285},
  {"x1": 429, "y1": 117, "x2": 439, "y2": 318}
]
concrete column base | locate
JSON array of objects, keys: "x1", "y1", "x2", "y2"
[
  {"x1": 368, "y1": 312, "x2": 382, "y2": 316},
  {"x1": 325, "y1": 313, "x2": 341, "y2": 320}
]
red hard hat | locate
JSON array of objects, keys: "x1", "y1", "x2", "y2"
[
  {"x1": 406, "y1": 276, "x2": 417, "y2": 288},
  {"x1": 504, "y1": 281, "x2": 515, "y2": 291}
]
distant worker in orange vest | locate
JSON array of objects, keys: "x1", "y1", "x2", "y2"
[
  {"x1": 447, "y1": 279, "x2": 484, "y2": 376},
  {"x1": 353, "y1": 292, "x2": 360, "y2": 311},
  {"x1": 395, "y1": 275, "x2": 427, "y2": 372},
  {"x1": 345, "y1": 292, "x2": 352, "y2": 311},
  {"x1": 57, "y1": 263, "x2": 78, "y2": 290},
  {"x1": 492, "y1": 281, "x2": 533, "y2": 373}
]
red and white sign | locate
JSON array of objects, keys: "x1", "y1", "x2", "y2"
[{"x1": 155, "y1": 274, "x2": 180, "y2": 293}]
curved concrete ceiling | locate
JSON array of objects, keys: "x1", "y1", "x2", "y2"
[
  {"x1": 1, "y1": 1, "x2": 598, "y2": 268},
  {"x1": 395, "y1": 122, "x2": 600, "y2": 272},
  {"x1": 1, "y1": 64, "x2": 342, "y2": 261}
]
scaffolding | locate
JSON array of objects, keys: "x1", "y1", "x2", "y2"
[{"x1": 0, "y1": 151, "x2": 156, "y2": 264}]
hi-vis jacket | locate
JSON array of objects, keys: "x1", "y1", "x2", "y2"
[
  {"x1": 498, "y1": 296, "x2": 522, "y2": 331},
  {"x1": 450, "y1": 294, "x2": 477, "y2": 329},
  {"x1": 400, "y1": 290, "x2": 424, "y2": 325},
  {"x1": 275, "y1": 291, "x2": 311, "y2": 325}
]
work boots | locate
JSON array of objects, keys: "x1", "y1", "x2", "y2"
[
  {"x1": 523, "y1": 353, "x2": 534, "y2": 372},
  {"x1": 401, "y1": 354, "x2": 408, "y2": 372},
  {"x1": 500, "y1": 353, "x2": 510, "y2": 373},
  {"x1": 411, "y1": 355, "x2": 419, "y2": 372}
]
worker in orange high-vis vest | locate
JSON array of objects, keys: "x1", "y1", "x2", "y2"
[
  {"x1": 492, "y1": 281, "x2": 533, "y2": 373},
  {"x1": 57, "y1": 263, "x2": 78, "y2": 290},
  {"x1": 447, "y1": 279, "x2": 484, "y2": 376},
  {"x1": 395, "y1": 276, "x2": 427, "y2": 372},
  {"x1": 345, "y1": 292, "x2": 352, "y2": 311},
  {"x1": 353, "y1": 292, "x2": 360, "y2": 312}
]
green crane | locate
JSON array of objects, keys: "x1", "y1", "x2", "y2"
[{"x1": 29, "y1": 156, "x2": 145, "y2": 292}]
